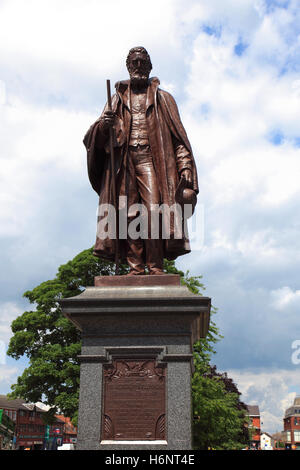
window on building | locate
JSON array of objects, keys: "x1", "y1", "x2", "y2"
[
  {"x1": 20, "y1": 424, "x2": 27, "y2": 433},
  {"x1": 294, "y1": 431, "x2": 300, "y2": 442}
]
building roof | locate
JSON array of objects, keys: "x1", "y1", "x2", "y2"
[
  {"x1": 246, "y1": 405, "x2": 260, "y2": 417},
  {"x1": 0, "y1": 395, "x2": 27, "y2": 411},
  {"x1": 0, "y1": 394, "x2": 45, "y2": 413},
  {"x1": 284, "y1": 397, "x2": 300, "y2": 418},
  {"x1": 55, "y1": 415, "x2": 77, "y2": 435},
  {"x1": 261, "y1": 432, "x2": 273, "y2": 438}
]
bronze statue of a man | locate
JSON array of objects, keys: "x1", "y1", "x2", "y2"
[{"x1": 83, "y1": 47, "x2": 198, "y2": 275}]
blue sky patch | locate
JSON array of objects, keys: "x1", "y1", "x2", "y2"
[
  {"x1": 293, "y1": 137, "x2": 300, "y2": 147},
  {"x1": 200, "y1": 102, "x2": 211, "y2": 117},
  {"x1": 234, "y1": 41, "x2": 248, "y2": 57},
  {"x1": 202, "y1": 24, "x2": 222, "y2": 38},
  {"x1": 265, "y1": 0, "x2": 290, "y2": 13},
  {"x1": 268, "y1": 130, "x2": 284, "y2": 145},
  {"x1": 267, "y1": 132, "x2": 300, "y2": 147}
]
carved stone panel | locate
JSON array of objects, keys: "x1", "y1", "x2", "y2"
[{"x1": 102, "y1": 359, "x2": 166, "y2": 441}]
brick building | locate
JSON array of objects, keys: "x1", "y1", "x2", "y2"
[
  {"x1": 246, "y1": 405, "x2": 261, "y2": 449},
  {"x1": 283, "y1": 396, "x2": 300, "y2": 450},
  {"x1": 0, "y1": 395, "x2": 64, "y2": 450},
  {"x1": 55, "y1": 415, "x2": 77, "y2": 447}
]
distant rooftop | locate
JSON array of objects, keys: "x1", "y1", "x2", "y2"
[
  {"x1": 0, "y1": 394, "x2": 45, "y2": 413},
  {"x1": 246, "y1": 405, "x2": 260, "y2": 416},
  {"x1": 284, "y1": 397, "x2": 300, "y2": 418}
]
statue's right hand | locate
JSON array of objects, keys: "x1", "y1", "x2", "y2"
[{"x1": 102, "y1": 110, "x2": 115, "y2": 129}]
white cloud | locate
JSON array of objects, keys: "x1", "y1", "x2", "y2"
[
  {"x1": 176, "y1": 1, "x2": 300, "y2": 239},
  {"x1": 178, "y1": 0, "x2": 260, "y2": 37},
  {"x1": 271, "y1": 286, "x2": 300, "y2": 311},
  {"x1": 0, "y1": 80, "x2": 6, "y2": 105},
  {"x1": 160, "y1": 81, "x2": 177, "y2": 95},
  {"x1": 0, "y1": 0, "x2": 179, "y2": 88},
  {"x1": 0, "y1": 365, "x2": 19, "y2": 387},
  {"x1": 228, "y1": 368, "x2": 300, "y2": 433},
  {"x1": 0, "y1": 92, "x2": 95, "y2": 237},
  {"x1": 0, "y1": 302, "x2": 23, "y2": 343},
  {"x1": 183, "y1": 30, "x2": 300, "y2": 210}
]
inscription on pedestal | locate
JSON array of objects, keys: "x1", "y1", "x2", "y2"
[{"x1": 102, "y1": 359, "x2": 166, "y2": 441}]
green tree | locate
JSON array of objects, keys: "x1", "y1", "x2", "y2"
[
  {"x1": 192, "y1": 342, "x2": 249, "y2": 449},
  {"x1": 7, "y1": 249, "x2": 129, "y2": 423}
]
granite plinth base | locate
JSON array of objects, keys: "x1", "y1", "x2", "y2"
[{"x1": 59, "y1": 274, "x2": 211, "y2": 450}]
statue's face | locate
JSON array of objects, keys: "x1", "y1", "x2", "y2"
[{"x1": 127, "y1": 52, "x2": 151, "y2": 83}]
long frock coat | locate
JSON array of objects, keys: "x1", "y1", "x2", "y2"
[{"x1": 83, "y1": 77, "x2": 199, "y2": 263}]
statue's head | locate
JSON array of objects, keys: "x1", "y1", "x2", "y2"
[{"x1": 126, "y1": 46, "x2": 152, "y2": 88}]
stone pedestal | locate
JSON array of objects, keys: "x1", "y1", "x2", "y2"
[{"x1": 59, "y1": 274, "x2": 210, "y2": 450}]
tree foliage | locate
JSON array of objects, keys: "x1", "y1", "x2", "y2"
[
  {"x1": 192, "y1": 323, "x2": 249, "y2": 449},
  {"x1": 8, "y1": 248, "x2": 249, "y2": 448},
  {"x1": 7, "y1": 249, "x2": 129, "y2": 422},
  {"x1": 192, "y1": 361, "x2": 249, "y2": 450}
]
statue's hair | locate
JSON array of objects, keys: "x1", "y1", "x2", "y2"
[{"x1": 126, "y1": 46, "x2": 152, "y2": 71}]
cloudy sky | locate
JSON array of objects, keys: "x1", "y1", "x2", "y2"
[{"x1": 1, "y1": 0, "x2": 300, "y2": 434}]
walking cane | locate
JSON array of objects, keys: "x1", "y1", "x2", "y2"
[{"x1": 106, "y1": 79, "x2": 120, "y2": 275}]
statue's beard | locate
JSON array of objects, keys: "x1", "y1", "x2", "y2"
[{"x1": 129, "y1": 72, "x2": 149, "y2": 89}]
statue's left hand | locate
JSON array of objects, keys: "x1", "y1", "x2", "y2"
[{"x1": 181, "y1": 169, "x2": 192, "y2": 186}]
